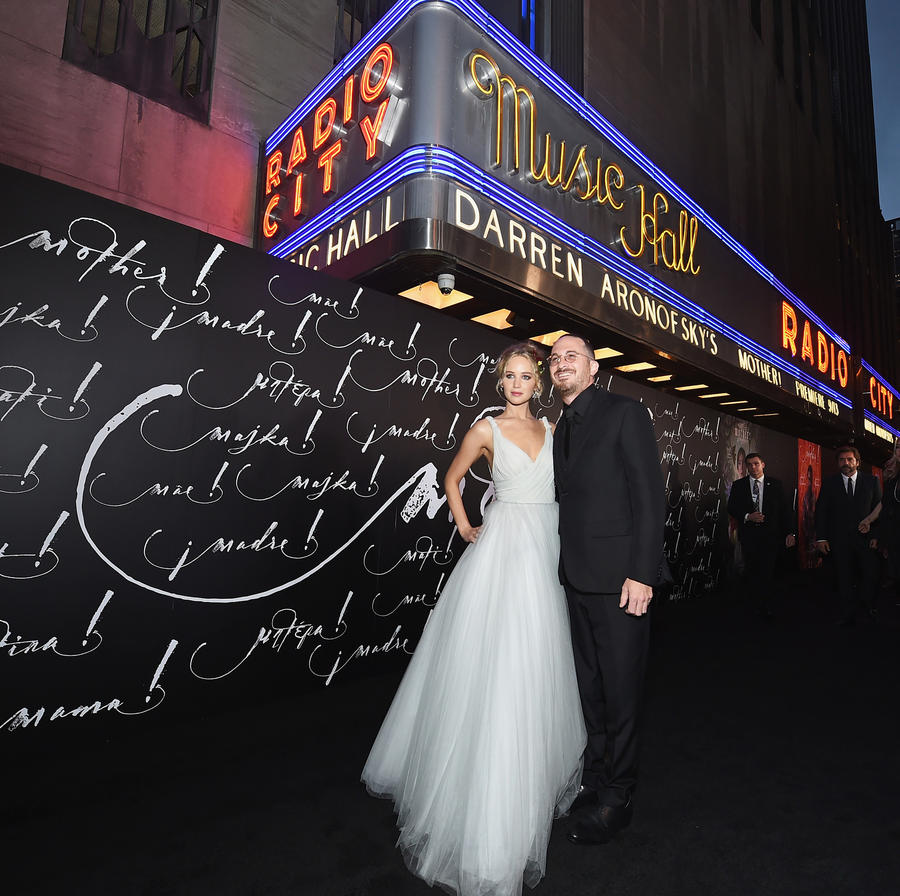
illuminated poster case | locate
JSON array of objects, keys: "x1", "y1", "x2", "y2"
[{"x1": 258, "y1": 0, "x2": 854, "y2": 430}]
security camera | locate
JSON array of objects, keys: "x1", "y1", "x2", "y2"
[{"x1": 437, "y1": 272, "x2": 455, "y2": 295}]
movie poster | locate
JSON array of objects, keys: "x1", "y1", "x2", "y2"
[
  {"x1": 797, "y1": 439, "x2": 822, "y2": 569},
  {"x1": 721, "y1": 418, "x2": 755, "y2": 576}
]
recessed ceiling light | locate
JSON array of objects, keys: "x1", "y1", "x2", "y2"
[
  {"x1": 674, "y1": 383, "x2": 708, "y2": 391},
  {"x1": 615, "y1": 362, "x2": 656, "y2": 372},
  {"x1": 699, "y1": 392, "x2": 730, "y2": 399},
  {"x1": 532, "y1": 330, "x2": 568, "y2": 345},
  {"x1": 647, "y1": 374, "x2": 673, "y2": 382},
  {"x1": 741, "y1": 407, "x2": 758, "y2": 412},
  {"x1": 530, "y1": 332, "x2": 623, "y2": 361},
  {"x1": 720, "y1": 400, "x2": 748, "y2": 405},
  {"x1": 400, "y1": 281, "x2": 473, "y2": 309},
  {"x1": 753, "y1": 412, "x2": 779, "y2": 417},
  {"x1": 470, "y1": 309, "x2": 513, "y2": 329}
]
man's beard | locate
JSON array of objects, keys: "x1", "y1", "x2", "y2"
[{"x1": 552, "y1": 373, "x2": 580, "y2": 397}]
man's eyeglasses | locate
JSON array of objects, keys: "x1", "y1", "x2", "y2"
[{"x1": 547, "y1": 351, "x2": 593, "y2": 367}]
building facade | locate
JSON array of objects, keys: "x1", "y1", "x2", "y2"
[
  {"x1": 2, "y1": 1, "x2": 897, "y2": 456},
  {"x1": 0, "y1": 0, "x2": 336, "y2": 244},
  {"x1": 4, "y1": 0, "x2": 900, "y2": 733}
]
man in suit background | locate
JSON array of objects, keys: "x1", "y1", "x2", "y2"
[
  {"x1": 815, "y1": 445, "x2": 881, "y2": 626},
  {"x1": 550, "y1": 333, "x2": 664, "y2": 846},
  {"x1": 726, "y1": 452, "x2": 796, "y2": 618}
]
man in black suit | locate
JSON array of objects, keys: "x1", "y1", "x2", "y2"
[
  {"x1": 814, "y1": 445, "x2": 881, "y2": 625},
  {"x1": 550, "y1": 334, "x2": 665, "y2": 846},
  {"x1": 726, "y1": 452, "x2": 796, "y2": 618}
]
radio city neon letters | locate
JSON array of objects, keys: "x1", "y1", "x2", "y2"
[
  {"x1": 262, "y1": 43, "x2": 395, "y2": 238},
  {"x1": 781, "y1": 301, "x2": 848, "y2": 388},
  {"x1": 868, "y1": 376, "x2": 895, "y2": 421}
]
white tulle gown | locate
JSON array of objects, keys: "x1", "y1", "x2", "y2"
[{"x1": 362, "y1": 416, "x2": 586, "y2": 896}]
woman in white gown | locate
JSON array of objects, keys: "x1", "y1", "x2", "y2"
[{"x1": 362, "y1": 343, "x2": 586, "y2": 896}]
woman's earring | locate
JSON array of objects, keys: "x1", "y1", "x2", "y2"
[{"x1": 496, "y1": 380, "x2": 505, "y2": 397}]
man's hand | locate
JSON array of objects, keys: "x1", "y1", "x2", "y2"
[
  {"x1": 620, "y1": 578, "x2": 653, "y2": 616},
  {"x1": 785, "y1": 534, "x2": 796, "y2": 548},
  {"x1": 747, "y1": 511, "x2": 765, "y2": 523},
  {"x1": 816, "y1": 539, "x2": 831, "y2": 555},
  {"x1": 858, "y1": 519, "x2": 871, "y2": 534}
]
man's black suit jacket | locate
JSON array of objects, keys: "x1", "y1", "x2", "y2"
[
  {"x1": 726, "y1": 475, "x2": 792, "y2": 545},
  {"x1": 553, "y1": 388, "x2": 664, "y2": 593},
  {"x1": 814, "y1": 472, "x2": 881, "y2": 548}
]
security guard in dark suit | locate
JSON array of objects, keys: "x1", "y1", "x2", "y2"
[
  {"x1": 726, "y1": 452, "x2": 796, "y2": 617},
  {"x1": 815, "y1": 445, "x2": 881, "y2": 625}
]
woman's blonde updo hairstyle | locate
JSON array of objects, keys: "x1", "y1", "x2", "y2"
[{"x1": 495, "y1": 342, "x2": 546, "y2": 398}]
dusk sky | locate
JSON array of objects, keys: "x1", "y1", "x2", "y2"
[{"x1": 867, "y1": 0, "x2": 900, "y2": 221}]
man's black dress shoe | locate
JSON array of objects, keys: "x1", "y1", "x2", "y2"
[
  {"x1": 567, "y1": 785, "x2": 599, "y2": 815},
  {"x1": 567, "y1": 800, "x2": 633, "y2": 845}
]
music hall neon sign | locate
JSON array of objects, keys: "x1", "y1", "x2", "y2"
[
  {"x1": 781, "y1": 300, "x2": 849, "y2": 388},
  {"x1": 262, "y1": 43, "x2": 397, "y2": 240},
  {"x1": 466, "y1": 50, "x2": 701, "y2": 277}
]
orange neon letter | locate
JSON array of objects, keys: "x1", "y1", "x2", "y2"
[
  {"x1": 837, "y1": 350, "x2": 849, "y2": 388},
  {"x1": 293, "y1": 173, "x2": 304, "y2": 217},
  {"x1": 313, "y1": 98, "x2": 338, "y2": 151},
  {"x1": 287, "y1": 128, "x2": 307, "y2": 174},
  {"x1": 800, "y1": 322, "x2": 814, "y2": 364},
  {"x1": 816, "y1": 332, "x2": 829, "y2": 373},
  {"x1": 782, "y1": 302, "x2": 798, "y2": 356},
  {"x1": 343, "y1": 75, "x2": 356, "y2": 124},
  {"x1": 262, "y1": 194, "x2": 280, "y2": 238},
  {"x1": 361, "y1": 43, "x2": 394, "y2": 104},
  {"x1": 360, "y1": 99, "x2": 389, "y2": 161},
  {"x1": 318, "y1": 141, "x2": 343, "y2": 193},
  {"x1": 869, "y1": 376, "x2": 878, "y2": 409},
  {"x1": 265, "y1": 151, "x2": 283, "y2": 195}
]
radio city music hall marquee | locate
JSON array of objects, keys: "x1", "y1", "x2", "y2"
[
  {"x1": 260, "y1": 47, "x2": 700, "y2": 285},
  {"x1": 258, "y1": 0, "x2": 857, "y2": 425}
]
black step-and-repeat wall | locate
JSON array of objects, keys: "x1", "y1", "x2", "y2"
[
  {"x1": 0, "y1": 165, "x2": 799, "y2": 746},
  {"x1": 608, "y1": 376, "x2": 797, "y2": 599}
]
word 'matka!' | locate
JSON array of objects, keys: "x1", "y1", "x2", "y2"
[
  {"x1": 466, "y1": 50, "x2": 700, "y2": 277},
  {"x1": 262, "y1": 43, "x2": 397, "y2": 239}
]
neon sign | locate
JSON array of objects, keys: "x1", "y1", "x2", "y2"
[
  {"x1": 868, "y1": 376, "x2": 895, "y2": 421},
  {"x1": 781, "y1": 300, "x2": 849, "y2": 388},
  {"x1": 260, "y1": 0, "x2": 854, "y2": 420},
  {"x1": 466, "y1": 50, "x2": 700, "y2": 277},
  {"x1": 262, "y1": 43, "x2": 397, "y2": 240},
  {"x1": 861, "y1": 360, "x2": 898, "y2": 425}
]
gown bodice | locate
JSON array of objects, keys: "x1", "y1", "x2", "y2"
[{"x1": 488, "y1": 416, "x2": 555, "y2": 505}]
